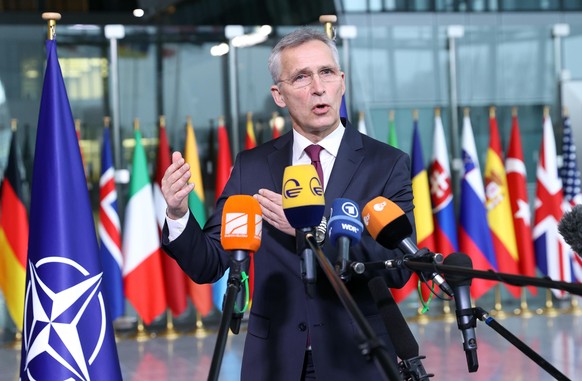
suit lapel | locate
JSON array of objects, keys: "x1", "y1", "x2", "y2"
[
  {"x1": 324, "y1": 124, "x2": 364, "y2": 213},
  {"x1": 268, "y1": 132, "x2": 293, "y2": 193}
]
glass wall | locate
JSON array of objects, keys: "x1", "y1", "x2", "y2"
[{"x1": 2, "y1": 10, "x2": 582, "y2": 332}]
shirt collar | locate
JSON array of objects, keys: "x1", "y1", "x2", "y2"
[{"x1": 292, "y1": 122, "x2": 345, "y2": 163}]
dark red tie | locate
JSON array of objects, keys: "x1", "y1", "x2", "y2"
[{"x1": 304, "y1": 144, "x2": 324, "y2": 185}]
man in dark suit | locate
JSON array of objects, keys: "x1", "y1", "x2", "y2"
[{"x1": 161, "y1": 28, "x2": 415, "y2": 381}]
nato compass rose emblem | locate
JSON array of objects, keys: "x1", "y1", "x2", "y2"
[{"x1": 21, "y1": 256, "x2": 108, "y2": 380}]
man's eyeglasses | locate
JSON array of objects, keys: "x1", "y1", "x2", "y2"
[{"x1": 278, "y1": 68, "x2": 341, "y2": 89}]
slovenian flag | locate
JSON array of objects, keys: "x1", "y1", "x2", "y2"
[{"x1": 458, "y1": 113, "x2": 498, "y2": 300}]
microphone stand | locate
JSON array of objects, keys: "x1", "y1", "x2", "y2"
[
  {"x1": 304, "y1": 233, "x2": 403, "y2": 381},
  {"x1": 352, "y1": 259, "x2": 582, "y2": 296},
  {"x1": 207, "y1": 251, "x2": 249, "y2": 381},
  {"x1": 359, "y1": 259, "x2": 576, "y2": 380},
  {"x1": 472, "y1": 307, "x2": 571, "y2": 381}
]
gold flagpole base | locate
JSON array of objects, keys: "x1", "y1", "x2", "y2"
[
  {"x1": 513, "y1": 289, "x2": 534, "y2": 318},
  {"x1": 537, "y1": 289, "x2": 559, "y2": 317},
  {"x1": 566, "y1": 296, "x2": 582, "y2": 315},
  {"x1": 164, "y1": 312, "x2": 180, "y2": 340},
  {"x1": 10, "y1": 331, "x2": 22, "y2": 350},
  {"x1": 440, "y1": 300, "x2": 456, "y2": 323},
  {"x1": 192, "y1": 311, "x2": 210, "y2": 338},
  {"x1": 489, "y1": 285, "x2": 508, "y2": 319},
  {"x1": 135, "y1": 319, "x2": 151, "y2": 342}
]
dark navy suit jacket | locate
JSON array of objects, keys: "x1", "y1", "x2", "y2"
[{"x1": 163, "y1": 122, "x2": 416, "y2": 381}]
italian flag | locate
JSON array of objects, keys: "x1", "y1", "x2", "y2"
[{"x1": 123, "y1": 128, "x2": 167, "y2": 324}]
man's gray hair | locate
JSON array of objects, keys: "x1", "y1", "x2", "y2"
[{"x1": 268, "y1": 28, "x2": 340, "y2": 84}]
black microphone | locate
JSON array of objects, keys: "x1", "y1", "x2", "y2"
[
  {"x1": 368, "y1": 277, "x2": 433, "y2": 381},
  {"x1": 282, "y1": 165, "x2": 325, "y2": 285},
  {"x1": 362, "y1": 196, "x2": 454, "y2": 297},
  {"x1": 558, "y1": 204, "x2": 582, "y2": 256},
  {"x1": 328, "y1": 198, "x2": 363, "y2": 281},
  {"x1": 443, "y1": 252, "x2": 478, "y2": 373}
]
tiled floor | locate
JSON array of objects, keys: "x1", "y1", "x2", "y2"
[{"x1": 2, "y1": 304, "x2": 581, "y2": 380}]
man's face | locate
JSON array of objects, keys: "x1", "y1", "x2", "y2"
[{"x1": 270, "y1": 40, "x2": 345, "y2": 140}]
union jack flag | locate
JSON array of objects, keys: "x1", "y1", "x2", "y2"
[{"x1": 533, "y1": 114, "x2": 572, "y2": 297}]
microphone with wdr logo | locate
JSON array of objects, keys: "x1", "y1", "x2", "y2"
[
  {"x1": 221, "y1": 194, "x2": 262, "y2": 334},
  {"x1": 282, "y1": 164, "x2": 325, "y2": 286},
  {"x1": 362, "y1": 196, "x2": 453, "y2": 297},
  {"x1": 328, "y1": 198, "x2": 363, "y2": 281}
]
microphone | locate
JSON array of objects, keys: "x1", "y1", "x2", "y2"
[
  {"x1": 328, "y1": 198, "x2": 363, "y2": 281},
  {"x1": 282, "y1": 164, "x2": 325, "y2": 285},
  {"x1": 362, "y1": 196, "x2": 453, "y2": 297},
  {"x1": 221, "y1": 195, "x2": 262, "y2": 334},
  {"x1": 368, "y1": 277, "x2": 433, "y2": 381},
  {"x1": 558, "y1": 204, "x2": 582, "y2": 256},
  {"x1": 443, "y1": 252, "x2": 479, "y2": 373}
]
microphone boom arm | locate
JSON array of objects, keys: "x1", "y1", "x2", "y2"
[{"x1": 304, "y1": 233, "x2": 403, "y2": 381}]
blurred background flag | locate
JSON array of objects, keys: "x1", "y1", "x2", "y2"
[
  {"x1": 0, "y1": 120, "x2": 28, "y2": 331},
  {"x1": 122, "y1": 122, "x2": 168, "y2": 324},
  {"x1": 484, "y1": 108, "x2": 521, "y2": 298},
  {"x1": 184, "y1": 117, "x2": 213, "y2": 317},
  {"x1": 458, "y1": 110, "x2": 498, "y2": 300},
  {"x1": 19, "y1": 25, "x2": 121, "y2": 380},
  {"x1": 506, "y1": 108, "x2": 537, "y2": 294},
  {"x1": 154, "y1": 116, "x2": 189, "y2": 317},
  {"x1": 98, "y1": 118, "x2": 125, "y2": 320},
  {"x1": 429, "y1": 109, "x2": 458, "y2": 255},
  {"x1": 245, "y1": 112, "x2": 257, "y2": 150},
  {"x1": 213, "y1": 116, "x2": 233, "y2": 310},
  {"x1": 533, "y1": 111, "x2": 572, "y2": 298}
]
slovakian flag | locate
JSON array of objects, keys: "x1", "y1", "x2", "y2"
[
  {"x1": 533, "y1": 113, "x2": 572, "y2": 298},
  {"x1": 154, "y1": 116, "x2": 189, "y2": 317},
  {"x1": 506, "y1": 110, "x2": 537, "y2": 295},
  {"x1": 458, "y1": 113, "x2": 498, "y2": 300},
  {"x1": 245, "y1": 112, "x2": 257, "y2": 150},
  {"x1": 123, "y1": 126, "x2": 167, "y2": 324},
  {"x1": 429, "y1": 111, "x2": 458, "y2": 256},
  {"x1": 184, "y1": 117, "x2": 214, "y2": 317},
  {"x1": 404, "y1": 120, "x2": 435, "y2": 301},
  {"x1": 558, "y1": 114, "x2": 582, "y2": 282},
  {"x1": 0, "y1": 126, "x2": 28, "y2": 331},
  {"x1": 213, "y1": 116, "x2": 233, "y2": 310},
  {"x1": 484, "y1": 109, "x2": 521, "y2": 298},
  {"x1": 98, "y1": 122, "x2": 124, "y2": 320},
  {"x1": 19, "y1": 37, "x2": 121, "y2": 380}
]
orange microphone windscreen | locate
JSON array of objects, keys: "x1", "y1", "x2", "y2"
[{"x1": 221, "y1": 195, "x2": 263, "y2": 252}]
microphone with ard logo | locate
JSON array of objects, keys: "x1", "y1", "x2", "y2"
[
  {"x1": 362, "y1": 196, "x2": 453, "y2": 297},
  {"x1": 328, "y1": 198, "x2": 363, "y2": 281},
  {"x1": 220, "y1": 194, "x2": 262, "y2": 334},
  {"x1": 282, "y1": 164, "x2": 325, "y2": 286}
]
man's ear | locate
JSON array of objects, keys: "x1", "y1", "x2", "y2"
[{"x1": 271, "y1": 85, "x2": 286, "y2": 108}]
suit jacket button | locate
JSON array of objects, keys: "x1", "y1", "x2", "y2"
[{"x1": 298, "y1": 322, "x2": 307, "y2": 331}]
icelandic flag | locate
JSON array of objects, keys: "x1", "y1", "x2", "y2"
[
  {"x1": 19, "y1": 38, "x2": 122, "y2": 380},
  {"x1": 458, "y1": 114, "x2": 498, "y2": 300},
  {"x1": 98, "y1": 125, "x2": 124, "y2": 320},
  {"x1": 429, "y1": 113, "x2": 458, "y2": 255}
]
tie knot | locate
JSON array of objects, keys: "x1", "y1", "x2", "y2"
[{"x1": 305, "y1": 144, "x2": 323, "y2": 162}]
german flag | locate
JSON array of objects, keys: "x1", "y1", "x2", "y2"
[{"x1": 0, "y1": 128, "x2": 28, "y2": 331}]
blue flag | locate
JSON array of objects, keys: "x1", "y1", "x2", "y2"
[
  {"x1": 98, "y1": 126, "x2": 125, "y2": 320},
  {"x1": 19, "y1": 39, "x2": 122, "y2": 380}
]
